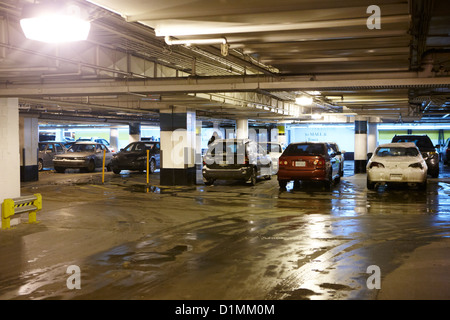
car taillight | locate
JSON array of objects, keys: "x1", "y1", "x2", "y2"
[
  {"x1": 369, "y1": 162, "x2": 385, "y2": 169},
  {"x1": 244, "y1": 156, "x2": 249, "y2": 165},
  {"x1": 409, "y1": 162, "x2": 423, "y2": 169},
  {"x1": 313, "y1": 157, "x2": 325, "y2": 168},
  {"x1": 279, "y1": 158, "x2": 288, "y2": 166}
]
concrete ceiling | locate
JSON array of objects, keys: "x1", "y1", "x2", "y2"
[{"x1": 0, "y1": 0, "x2": 449, "y2": 125}]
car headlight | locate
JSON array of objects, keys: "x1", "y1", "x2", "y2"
[
  {"x1": 408, "y1": 162, "x2": 423, "y2": 169},
  {"x1": 369, "y1": 161, "x2": 384, "y2": 169}
]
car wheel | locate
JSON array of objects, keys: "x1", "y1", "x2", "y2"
[
  {"x1": 367, "y1": 179, "x2": 375, "y2": 190},
  {"x1": 278, "y1": 180, "x2": 287, "y2": 189},
  {"x1": 38, "y1": 159, "x2": 43, "y2": 171},
  {"x1": 204, "y1": 178, "x2": 214, "y2": 186},
  {"x1": 113, "y1": 167, "x2": 121, "y2": 174},
  {"x1": 54, "y1": 167, "x2": 65, "y2": 173},
  {"x1": 149, "y1": 159, "x2": 156, "y2": 174},
  {"x1": 87, "y1": 160, "x2": 95, "y2": 172},
  {"x1": 324, "y1": 172, "x2": 333, "y2": 190},
  {"x1": 419, "y1": 179, "x2": 428, "y2": 190},
  {"x1": 249, "y1": 167, "x2": 257, "y2": 186}
]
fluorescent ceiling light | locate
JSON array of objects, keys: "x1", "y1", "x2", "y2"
[
  {"x1": 295, "y1": 95, "x2": 313, "y2": 106},
  {"x1": 20, "y1": 2, "x2": 91, "y2": 43}
]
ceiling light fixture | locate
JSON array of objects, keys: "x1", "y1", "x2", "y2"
[
  {"x1": 295, "y1": 95, "x2": 313, "y2": 106},
  {"x1": 20, "y1": 1, "x2": 91, "y2": 43}
]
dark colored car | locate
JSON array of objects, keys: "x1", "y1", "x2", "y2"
[
  {"x1": 111, "y1": 141, "x2": 160, "y2": 174},
  {"x1": 277, "y1": 142, "x2": 342, "y2": 190},
  {"x1": 53, "y1": 141, "x2": 113, "y2": 173},
  {"x1": 202, "y1": 139, "x2": 272, "y2": 186},
  {"x1": 38, "y1": 142, "x2": 67, "y2": 171},
  {"x1": 391, "y1": 135, "x2": 439, "y2": 178},
  {"x1": 439, "y1": 138, "x2": 450, "y2": 165}
]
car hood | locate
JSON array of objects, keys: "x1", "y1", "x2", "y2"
[
  {"x1": 370, "y1": 155, "x2": 424, "y2": 164},
  {"x1": 56, "y1": 152, "x2": 96, "y2": 158}
]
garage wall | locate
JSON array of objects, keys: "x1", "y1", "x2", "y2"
[{"x1": 287, "y1": 124, "x2": 355, "y2": 154}]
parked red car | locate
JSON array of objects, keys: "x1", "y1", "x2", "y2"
[{"x1": 277, "y1": 142, "x2": 342, "y2": 190}]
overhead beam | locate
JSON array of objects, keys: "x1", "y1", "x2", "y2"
[{"x1": 1, "y1": 75, "x2": 449, "y2": 97}]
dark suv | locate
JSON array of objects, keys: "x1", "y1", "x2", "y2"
[
  {"x1": 202, "y1": 139, "x2": 272, "y2": 186},
  {"x1": 391, "y1": 135, "x2": 439, "y2": 178}
]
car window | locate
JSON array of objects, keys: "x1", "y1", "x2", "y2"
[
  {"x1": 257, "y1": 145, "x2": 267, "y2": 155},
  {"x1": 55, "y1": 144, "x2": 63, "y2": 152},
  {"x1": 259, "y1": 143, "x2": 282, "y2": 153},
  {"x1": 124, "y1": 143, "x2": 136, "y2": 152},
  {"x1": 207, "y1": 141, "x2": 245, "y2": 156},
  {"x1": 283, "y1": 143, "x2": 326, "y2": 156},
  {"x1": 392, "y1": 136, "x2": 434, "y2": 149},
  {"x1": 47, "y1": 144, "x2": 54, "y2": 151},
  {"x1": 376, "y1": 147, "x2": 419, "y2": 157},
  {"x1": 39, "y1": 144, "x2": 48, "y2": 151},
  {"x1": 70, "y1": 144, "x2": 96, "y2": 152}
]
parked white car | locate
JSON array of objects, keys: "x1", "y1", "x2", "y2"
[
  {"x1": 258, "y1": 142, "x2": 283, "y2": 174},
  {"x1": 366, "y1": 142, "x2": 428, "y2": 190}
]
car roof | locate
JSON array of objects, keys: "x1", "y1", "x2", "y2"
[
  {"x1": 378, "y1": 142, "x2": 418, "y2": 148},
  {"x1": 73, "y1": 141, "x2": 99, "y2": 144},
  {"x1": 213, "y1": 139, "x2": 252, "y2": 143}
]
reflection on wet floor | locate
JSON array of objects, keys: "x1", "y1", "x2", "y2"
[{"x1": 1, "y1": 162, "x2": 450, "y2": 300}]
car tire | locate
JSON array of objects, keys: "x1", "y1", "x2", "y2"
[
  {"x1": 204, "y1": 178, "x2": 214, "y2": 186},
  {"x1": 278, "y1": 180, "x2": 287, "y2": 189},
  {"x1": 38, "y1": 159, "x2": 44, "y2": 171},
  {"x1": 324, "y1": 172, "x2": 333, "y2": 191},
  {"x1": 149, "y1": 159, "x2": 156, "y2": 174},
  {"x1": 54, "y1": 167, "x2": 65, "y2": 173},
  {"x1": 367, "y1": 179, "x2": 375, "y2": 190},
  {"x1": 87, "y1": 160, "x2": 95, "y2": 172},
  {"x1": 419, "y1": 181, "x2": 427, "y2": 190},
  {"x1": 113, "y1": 167, "x2": 121, "y2": 174},
  {"x1": 249, "y1": 167, "x2": 257, "y2": 186}
]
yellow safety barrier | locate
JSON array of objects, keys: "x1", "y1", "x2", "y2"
[{"x1": 1, "y1": 194, "x2": 42, "y2": 230}]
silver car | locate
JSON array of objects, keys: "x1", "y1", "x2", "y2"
[
  {"x1": 53, "y1": 141, "x2": 113, "y2": 173},
  {"x1": 38, "y1": 142, "x2": 67, "y2": 171}
]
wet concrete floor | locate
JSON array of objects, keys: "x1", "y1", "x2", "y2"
[{"x1": 0, "y1": 161, "x2": 449, "y2": 300}]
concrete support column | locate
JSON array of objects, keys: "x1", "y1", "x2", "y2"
[
  {"x1": 129, "y1": 122, "x2": 141, "y2": 143},
  {"x1": 236, "y1": 118, "x2": 248, "y2": 139},
  {"x1": 277, "y1": 125, "x2": 286, "y2": 147},
  {"x1": 19, "y1": 115, "x2": 39, "y2": 182},
  {"x1": 354, "y1": 118, "x2": 368, "y2": 174},
  {"x1": 367, "y1": 122, "x2": 378, "y2": 157},
  {"x1": 160, "y1": 106, "x2": 196, "y2": 186},
  {"x1": 0, "y1": 98, "x2": 21, "y2": 228},
  {"x1": 110, "y1": 127, "x2": 119, "y2": 152}
]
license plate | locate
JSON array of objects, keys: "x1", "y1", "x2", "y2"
[
  {"x1": 390, "y1": 174, "x2": 402, "y2": 180},
  {"x1": 295, "y1": 161, "x2": 306, "y2": 167}
]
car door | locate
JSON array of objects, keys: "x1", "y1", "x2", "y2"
[
  {"x1": 43, "y1": 143, "x2": 55, "y2": 167},
  {"x1": 255, "y1": 143, "x2": 271, "y2": 176},
  {"x1": 152, "y1": 142, "x2": 161, "y2": 168},
  {"x1": 328, "y1": 145, "x2": 340, "y2": 178}
]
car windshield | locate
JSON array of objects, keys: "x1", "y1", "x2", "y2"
[
  {"x1": 283, "y1": 143, "x2": 326, "y2": 156},
  {"x1": 207, "y1": 141, "x2": 246, "y2": 156},
  {"x1": 259, "y1": 143, "x2": 282, "y2": 153},
  {"x1": 392, "y1": 136, "x2": 434, "y2": 149},
  {"x1": 69, "y1": 144, "x2": 97, "y2": 152},
  {"x1": 376, "y1": 147, "x2": 419, "y2": 157},
  {"x1": 124, "y1": 143, "x2": 156, "y2": 152}
]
